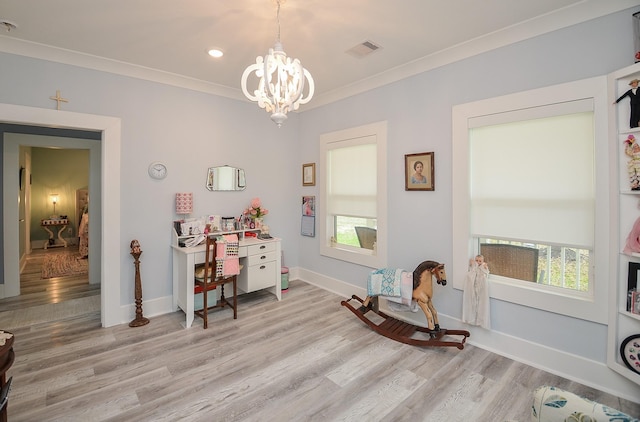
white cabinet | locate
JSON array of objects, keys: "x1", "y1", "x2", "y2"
[
  {"x1": 238, "y1": 242, "x2": 279, "y2": 293},
  {"x1": 609, "y1": 62, "x2": 640, "y2": 385}
]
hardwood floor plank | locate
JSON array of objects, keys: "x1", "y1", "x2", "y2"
[{"x1": 1, "y1": 254, "x2": 638, "y2": 421}]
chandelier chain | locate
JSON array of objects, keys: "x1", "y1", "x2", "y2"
[{"x1": 276, "y1": 0, "x2": 281, "y2": 43}]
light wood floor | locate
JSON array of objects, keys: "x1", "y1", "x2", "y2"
[{"x1": 1, "y1": 249, "x2": 639, "y2": 421}]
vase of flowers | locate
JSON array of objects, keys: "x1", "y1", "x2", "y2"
[{"x1": 244, "y1": 198, "x2": 269, "y2": 228}]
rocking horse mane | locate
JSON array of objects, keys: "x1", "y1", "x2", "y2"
[{"x1": 412, "y1": 260, "x2": 442, "y2": 290}]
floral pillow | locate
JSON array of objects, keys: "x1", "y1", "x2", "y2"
[{"x1": 531, "y1": 385, "x2": 639, "y2": 422}]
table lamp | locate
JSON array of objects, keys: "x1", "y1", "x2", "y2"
[
  {"x1": 50, "y1": 193, "x2": 59, "y2": 218},
  {"x1": 175, "y1": 193, "x2": 193, "y2": 217}
]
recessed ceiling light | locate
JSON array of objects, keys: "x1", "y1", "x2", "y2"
[{"x1": 208, "y1": 49, "x2": 224, "y2": 58}]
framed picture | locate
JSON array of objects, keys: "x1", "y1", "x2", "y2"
[
  {"x1": 405, "y1": 152, "x2": 434, "y2": 191},
  {"x1": 302, "y1": 163, "x2": 316, "y2": 186},
  {"x1": 302, "y1": 195, "x2": 315, "y2": 216}
]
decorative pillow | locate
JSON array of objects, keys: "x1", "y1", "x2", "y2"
[
  {"x1": 194, "y1": 264, "x2": 213, "y2": 281},
  {"x1": 531, "y1": 385, "x2": 639, "y2": 422}
]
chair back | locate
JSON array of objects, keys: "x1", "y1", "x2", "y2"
[
  {"x1": 480, "y1": 243, "x2": 539, "y2": 282},
  {"x1": 355, "y1": 227, "x2": 377, "y2": 250}
]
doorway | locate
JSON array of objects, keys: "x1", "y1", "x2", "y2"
[{"x1": 1, "y1": 103, "x2": 122, "y2": 327}]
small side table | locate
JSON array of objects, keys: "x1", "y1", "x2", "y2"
[{"x1": 41, "y1": 219, "x2": 69, "y2": 249}]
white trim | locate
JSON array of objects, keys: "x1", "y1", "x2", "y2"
[
  {"x1": 0, "y1": 36, "x2": 244, "y2": 102},
  {"x1": 319, "y1": 121, "x2": 387, "y2": 269},
  {"x1": 1, "y1": 103, "x2": 121, "y2": 327},
  {"x1": 310, "y1": 1, "x2": 639, "y2": 108},
  {"x1": 294, "y1": 267, "x2": 640, "y2": 404},
  {"x1": 0, "y1": 2, "x2": 634, "y2": 109},
  {"x1": 452, "y1": 76, "x2": 610, "y2": 324}
]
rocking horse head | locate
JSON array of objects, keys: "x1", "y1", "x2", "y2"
[{"x1": 413, "y1": 260, "x2": 447, "y2": 290}]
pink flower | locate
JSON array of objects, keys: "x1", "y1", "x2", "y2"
[{"x1": 244, "y1": 198, "x2": 268, "y2": 218}]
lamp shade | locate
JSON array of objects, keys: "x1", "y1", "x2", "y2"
[{"x1": 176, "y1": 193, "x2": 193, "y2": 215}]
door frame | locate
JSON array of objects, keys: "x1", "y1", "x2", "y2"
[{"x1": 2, "y1": 103, "x2": 122, "y2": 327}]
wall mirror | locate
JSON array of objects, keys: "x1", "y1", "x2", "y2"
[{"x1": 206, "y1": 165, "x2": 246, "y2": 191}]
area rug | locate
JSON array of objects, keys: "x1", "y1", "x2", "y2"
[{"x1": 41, "y1": 252, "x2": 88, "y2": 279}]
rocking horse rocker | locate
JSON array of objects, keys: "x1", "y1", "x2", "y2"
[{"x1": 341, "y1": 260, "x2": 470, "y2": 349}]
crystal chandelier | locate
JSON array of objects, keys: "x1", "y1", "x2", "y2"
[{"x1": 241, "y1": 0, "x2": 314, "y2": 127}]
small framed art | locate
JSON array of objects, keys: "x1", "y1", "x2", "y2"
[
  {"x1": 302, "y1": 196, "x2": 315, "y2": 216},
  {"x1": 303, "y1": 163, "x2": 316, "y2": 186},
  {"x1": 405, "y1": 152, "x2": 434, "y2": 191}
]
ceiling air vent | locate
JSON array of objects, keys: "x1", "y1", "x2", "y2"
[{"x1": 346, "y1": 40, "x2": 382, "y2": 58}]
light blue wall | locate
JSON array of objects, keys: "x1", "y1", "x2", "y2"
[
  {"x1": 297, "y1": 9, "x2": 635, "y2": 363},
  {"x1": 0, "y1": 52, "x2": 303, "y2": 305},
  {"x1": 1, "y1": 5, "x2": 639, "y2": 397}
]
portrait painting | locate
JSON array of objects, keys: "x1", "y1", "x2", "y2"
[{"x1": 405, "y1": 152, "x2": 434, "y2": 191}]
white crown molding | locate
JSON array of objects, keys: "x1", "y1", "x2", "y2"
[
  {"x1": 310, "y1": 0, "x2": 640, "y2": 109},
  {"x1": 0, "y1": 35, "x2": 247, "y2": 102},
  {"x1": 0, "y1": 1, "x2": 637, "y2": 109}
]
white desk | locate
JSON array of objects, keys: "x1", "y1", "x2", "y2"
[{"x1": 172, "y1": 236, "x2": 281, "y2": 328}]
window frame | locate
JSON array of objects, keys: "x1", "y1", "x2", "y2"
[
  {"x1": 319, "y1": 121, "x2": 387, "y2": 268},
  {"x1": 452, "y1": 77, "x2": 609, "y2": 324}
]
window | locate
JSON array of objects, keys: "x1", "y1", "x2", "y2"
[
  {"x1": 319, "y1": 121, "x2": 387, "y2": 268},
  {"x1": 470, "y1": 108, "x2": 594, "y2": 294},
  {"x1": 452, "y1": 77, "x2": 609, "y2": 323}
]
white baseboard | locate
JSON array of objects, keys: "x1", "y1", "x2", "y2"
[
  {"x1": 293, "y1": 267, "x2": 640, "y2": 404},
  {"x1": 119, "y1": 295, "x2": 174, "y2": 326}
]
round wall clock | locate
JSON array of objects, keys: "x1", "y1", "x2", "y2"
[
  {"x1": 620, "y1": 333, "x2": 640, "y2": 375},
  {"x1": 148, "y1": 162, "x2": 167, "y2": 180}
]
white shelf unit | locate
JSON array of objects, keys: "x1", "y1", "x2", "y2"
[
  {"x1": 171, "y1": 227, "x2": 260, "y2": 248},
  {"x1": 609, "y1": 62, "x2": 640, "y2": 385}
]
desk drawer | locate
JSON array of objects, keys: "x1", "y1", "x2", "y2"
[
  {"x1": 245, "y1": 250, "x2": 276, "y2": 267},
  {"x1": 239, "y1": 261, "x2": 277, "y2": 292},
  {"x1": 246, "y1": 242, "x2": 276, "y2": 255}
]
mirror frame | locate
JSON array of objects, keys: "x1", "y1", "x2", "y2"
[{"x1": 206, "y1": 165, "x2": 246, "y2": 191}]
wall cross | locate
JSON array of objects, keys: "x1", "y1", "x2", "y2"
[{"x1": 49, "y1": 90, "x2": 68, "y2": 110}]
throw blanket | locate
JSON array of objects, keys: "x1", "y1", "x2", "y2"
[
  {"x1": 368, "y1": 268, "x2": 418, "y2": 313},
  {"x1": 367, "y1": 268, "x2": 404, "y2": 297},
  {"x1": 215, "y1": 234, "x2": 240, "y2": 277}
]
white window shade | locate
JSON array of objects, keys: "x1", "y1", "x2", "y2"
[
  {"x1": 327, "y1": 139, "x2": 377, "y2": 218},
  {"x1": 470, "y1": 111, "x2": 594, "y2": 248}
]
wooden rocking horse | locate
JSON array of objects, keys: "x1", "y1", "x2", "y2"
[{"x1": 341, "y1": 260, "x2": 470, "y2": 349}]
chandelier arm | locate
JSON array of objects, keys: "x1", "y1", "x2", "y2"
[{"x1": 295, "y1": 69, "x2": 315, "y2": 106}]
